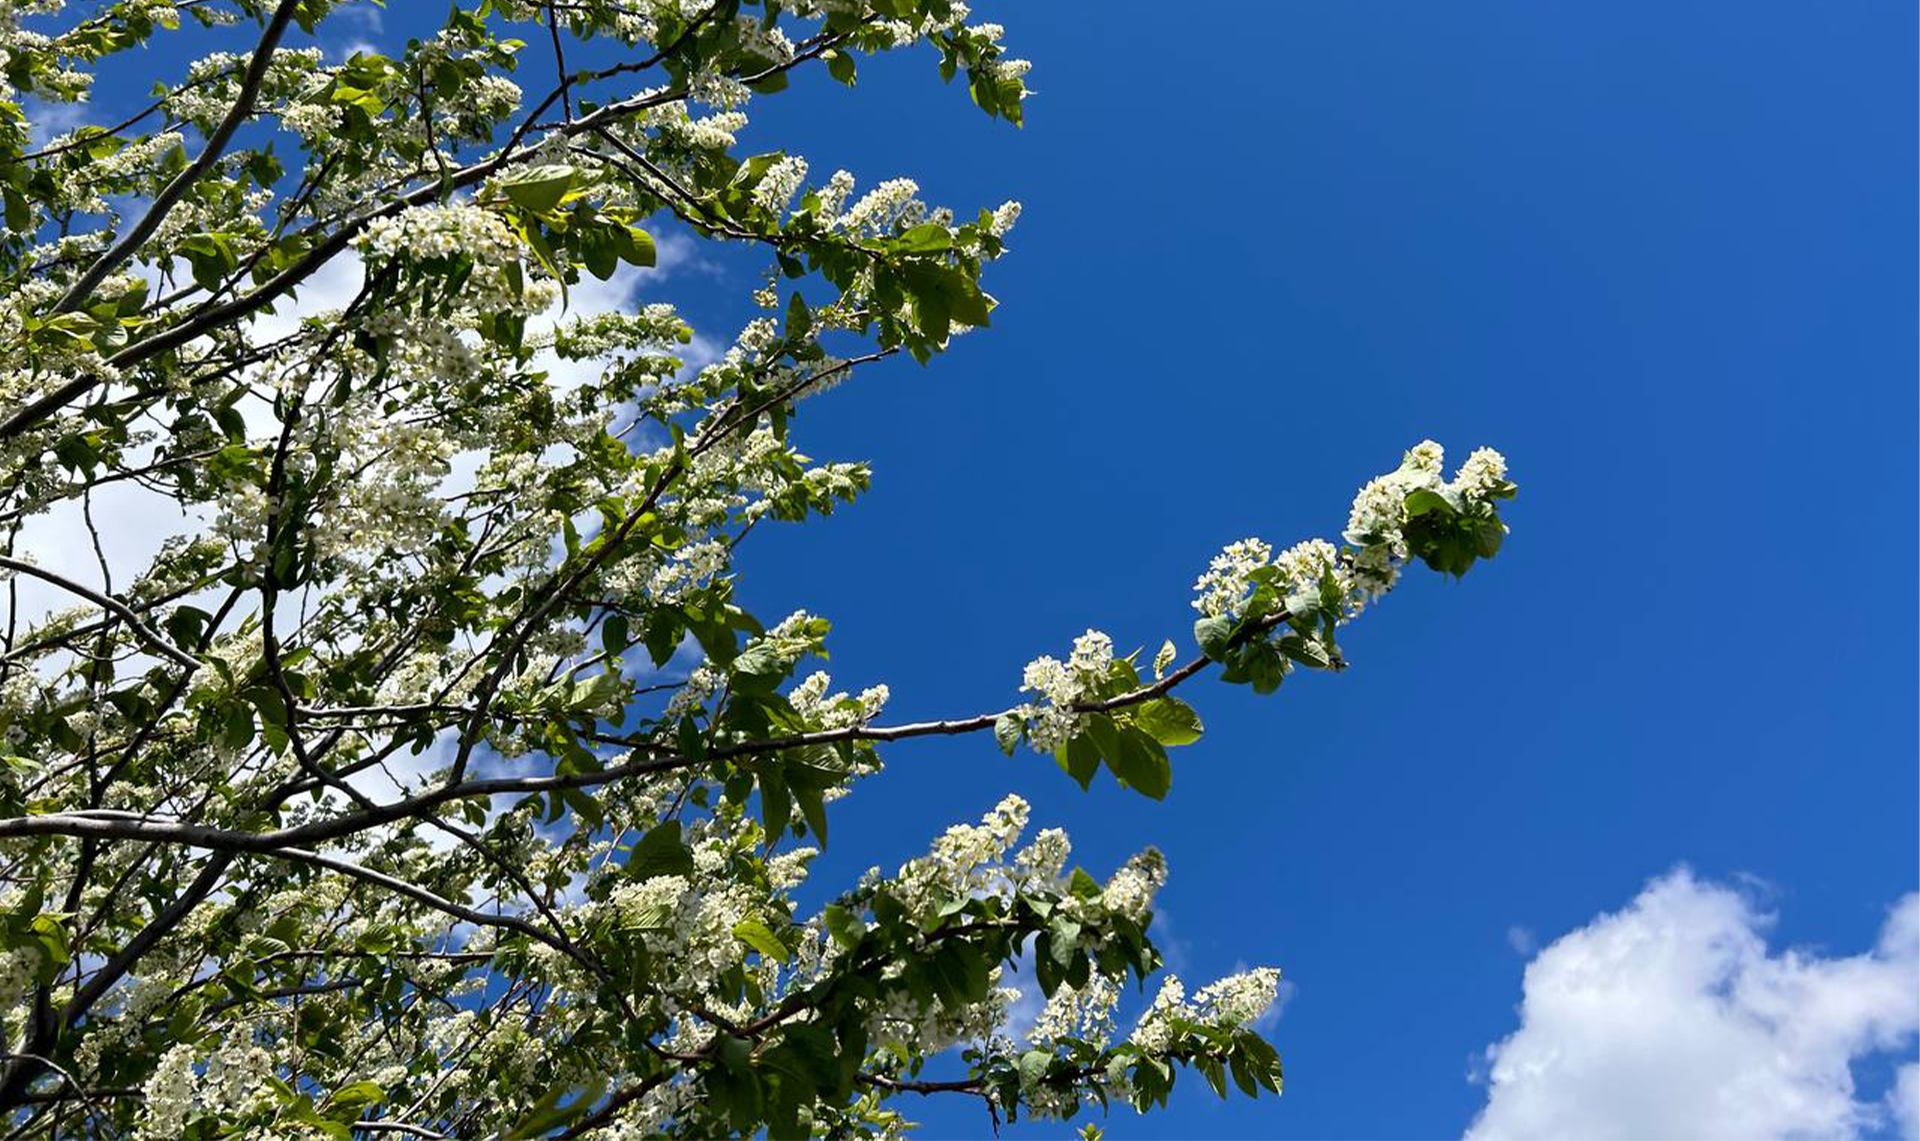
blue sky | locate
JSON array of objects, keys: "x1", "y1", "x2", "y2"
[
  {"x1": 65, "y1": 1, "x2": 1917, "y2": 1136},
  {"x1": 731, "y1": 3, "x2": 1919, "y2": 1135}
]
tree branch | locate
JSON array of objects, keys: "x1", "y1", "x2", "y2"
[
  {"x1": 0, "y1": 556, "x2": 197, "y2": 669},
  {"x1": 52, "y1": 0, "x2": 304, "y2": 315}
]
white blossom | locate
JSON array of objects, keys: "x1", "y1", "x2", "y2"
[
  {"x1": 138, "y1": 1044, "x2": 197, "y2": 1139},
  {"x1": 1192, "y1": 537, "x2": 1272, "y2": 618},
  {"x1": 754, "y1": 155, "x2": 808, "y2": 215}
]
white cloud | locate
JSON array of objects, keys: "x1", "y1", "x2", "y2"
[
  {"x1": 1467, "y1": 869, "x2": 1919, "y2": 1141},
  {"x1": 23, "y1": 98, "x2": 90, "y2": 149},
  {"x1": 1892, "y1": 1064, "x2": 1920, "y2": 1140},
  {"x1": 1506, "y1": 925, "x2": 1538, "y2": 956}
]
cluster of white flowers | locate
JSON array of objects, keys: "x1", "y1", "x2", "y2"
[
  {"x1": 59, "y1": 130, "x2": 184, "y2": 213},
  {"x1": 1343, "y1": 439, "x2": 1510, "y2": 605},
  {"x1": 363, "y1": 203, "x2": 523, "y2": 265},
  {"x1": 765, "y1": 847, "x2": 817, "y2": 891},
  {"x1": 306, "y1": 417, "x2": 458, "y2": 560},
  {"x1": 1273, "y1": 536, "x2": 1340, "y2": 615},
  {"x1": 753, "y1": 155, "x2": 808, "y2": 215},
  {"x1": 597, "y1": 1075, "x2": 702, "y2": 1139},
  {"x1": 987, "y1": 199, "x2": 1022, "y2": 237},
  {"x1": 1192, "y1": 537, "x2": 1274, "y2": 619},
  {"x1": 1128, "y1": 966, "x2": 1281, "y2": 1054},
  {"x1": 1193, "y1": 441, "x2": 1513, "y2": 624},
  {"x1": 0, "y1": 946, "x2": 39, "y2": 1008},
  {"x1": 1095, "y1": 848, "x2": 1166, "y2": 923},
  {"x1": 1193, "y1": 967, "x2": 1283, "y2": 1026},
  {"x1": 788, "y1": 670, "x2": 890, "y2": 729},
  {"x1": 1128, "y1": 976, "x2": 1187, "y2": 1053},
  {"x1": 894, "y1": 793, "x2": 1030, "y2": 912},
  {"x1": 650, "y1": 106, "x2": 748, "y2": 150},
  {"x1": 645, "y1": 539, "x2": 730, "y2": 603},
  {"x1": 71, "y1": 974, "x2": 171, "y2": 1078},
  {"x1": 1030, "y1": 971, "x2": 1120, "y2": 1047},
  {"x1": 741, "y1": 15, "x2": 795, "y2": 60},
  {"x1": 550, "y1": 303, "x2": 686, "y2": 359},
  {"x1": 1453, "y1": 446, "x2": 1509, "y2": 501},
  {"x1": 212, "y1": 482, "x2": 272, "y2": 546},
  {"x1": 839, "y1": 177, "x2": 924, "y2": 234},
  {"x1": 749, "y1": 610, "x2": 826, "y2": 666},
  {"x1": 865, "y1": 963, "x2": 1019, "y2": 1057},
  {"x1": 1017, "y1": 628, "x2": 1114, "y2": 753},
  {"x1": 1012, "y1": 826, "x2": 1071, "y2": 886},
  {"x1": 201, "y1": 1028, "x2": 273, "y2": 1115},
  {"x1": 689, "y1": 65, "x2": 752, "y2": 110},
  {"x1": 671, "y1": 880, "x2": 760, "y2": 997},
  {"x1": 138, "y1": 1044, "x2": 197, "y2": 1139},
  {"x1": 814, "y1": 169, "x2": 856, "y2": 221},
  {"x1": 279, "y1": 99, "x2": 344, "y2": 142},
  {"x1": 466, "y1": 73, "x2": 524, "y2": 120},
  {"x1": 663, "y1": 663, "x2": 720, "y2": 719}
]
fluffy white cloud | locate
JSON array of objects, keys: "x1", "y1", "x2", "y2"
[{"x1": 1467, "y1": 869, "x2": 1919, "y2": 1141}]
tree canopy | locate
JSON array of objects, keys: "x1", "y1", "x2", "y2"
[{"x1": 0, "y1": 1, "x2": 1517, "y2": 1136}]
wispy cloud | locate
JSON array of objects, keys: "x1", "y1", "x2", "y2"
[
  {"x1": 1503, "y1": 925, "x2": 1536, "y2": 956},
  {"x1": 23, "y1": 98, "x2": 90, "y2": 150}
]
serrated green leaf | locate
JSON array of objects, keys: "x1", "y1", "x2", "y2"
[
  {"x1": 498, "y1": 164, "x2": 576, "y2": 213},
  {"x1": 732, "y1": 916, "x2": 788, "y2": 961},
  {"x1": 1131, "y1": 697, "x2": 1203, "y2": 747},
  {"x1": 626, "y1": 819, "x2": 694, "y2": 880}
]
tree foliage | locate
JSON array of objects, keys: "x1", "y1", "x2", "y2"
[{"x1": 0, "y1": 1, "x2": 1517, "y2": 1136}]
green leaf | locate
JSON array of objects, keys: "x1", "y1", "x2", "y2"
[
  {"x1": 1278, "y1": 635, "x2": 1330, "y2": 669},
  {"x1": 994, "y1": 711, "x2": 1023, "y2": 756},
  {"x1": 1048, "y1": 916, "x2": 1081, "y2": 966},
  {"x1": 1194, "y1": 615, "x2": 1235, "y2": 659},
  {"x1": 731, "y1": 643, "x2": 786, "y2": 678},
  {"x1": 937, "y1": 942, "x2": 990, "y2": 1003},
  {"x1": 758, "y1": 767, "x2": 792, "y2": 843},
  {"x1": 822, "y1": 904, "x2": 865, "y2": 949},
  {"x1": 626, "y1": 819, "x2": 694, "y2": 880},
  {"x1": 498, "y1": 164, "x2": 576, "y2": 213},
  {"x1": 824, "y1": 48, "x2": 857, "y2": 86},
  {"x1": 1200, "y1": 1055, "x2": 1228, "y2": 1098},
  {"x1": 676, "y1": 715, "x2": 705, "y2": 761},
  {"x1": 1080, "y1": 714, "x2": 1172, "y2": 798},
  {"x1": 618, "y1": 224, "x2": 656, "y2": 268},
  {"x1": 785, "y1": 763, "x2": 836, "y2": 846},
  {"x1": 1019, "y1": 1048, "x2": 1052, "y2": 1087},
  {"x1": 896, "y1": 222, "x2": 952, "y2": 253},
  {"x1": 601, "y1": 613, "x2": 630, "y2": 657},
  {"x1": 1054, "y1": 733, "x2": 1099, "y2": 790},
  {"x1": 1473, "y1": 518, "x2": 1507, "y2": 559},
  {"x1": 178, "y1": 232, "x2": 239, "y2": 292},
  {"x1": 321, "y1": 1080, "x2": 385, "y2": 1118},
  {"x1": 505, "y1": 1077, "x2": 607, "y2": 1139},
  {"x1": 1131, "y1": 697, "x2": 1203, "y2": 747},
  {"x1": 1229, "y1": 1048, "x2": 1260, "y2": 1097},
  {"x1": 1403, "y1": 488, "x2": 1455, "y2": 518},
  {"x1": 1068, "y1": 867, "x2": 1102, "y2": 901},
  {"x1": 732, "y1": 916, "x2": 788, "y2": 961},
  {"x1": 769, "y1": 1022, "x2": 842, "y2": 1092},
  {"x1": 1111, "y1": 726, "x2": 1172, "y2": 800}
]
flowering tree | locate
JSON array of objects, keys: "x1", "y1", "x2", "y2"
[{"x1": 0, "y1": 1, "x2": 1518, "y2": 1137}]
